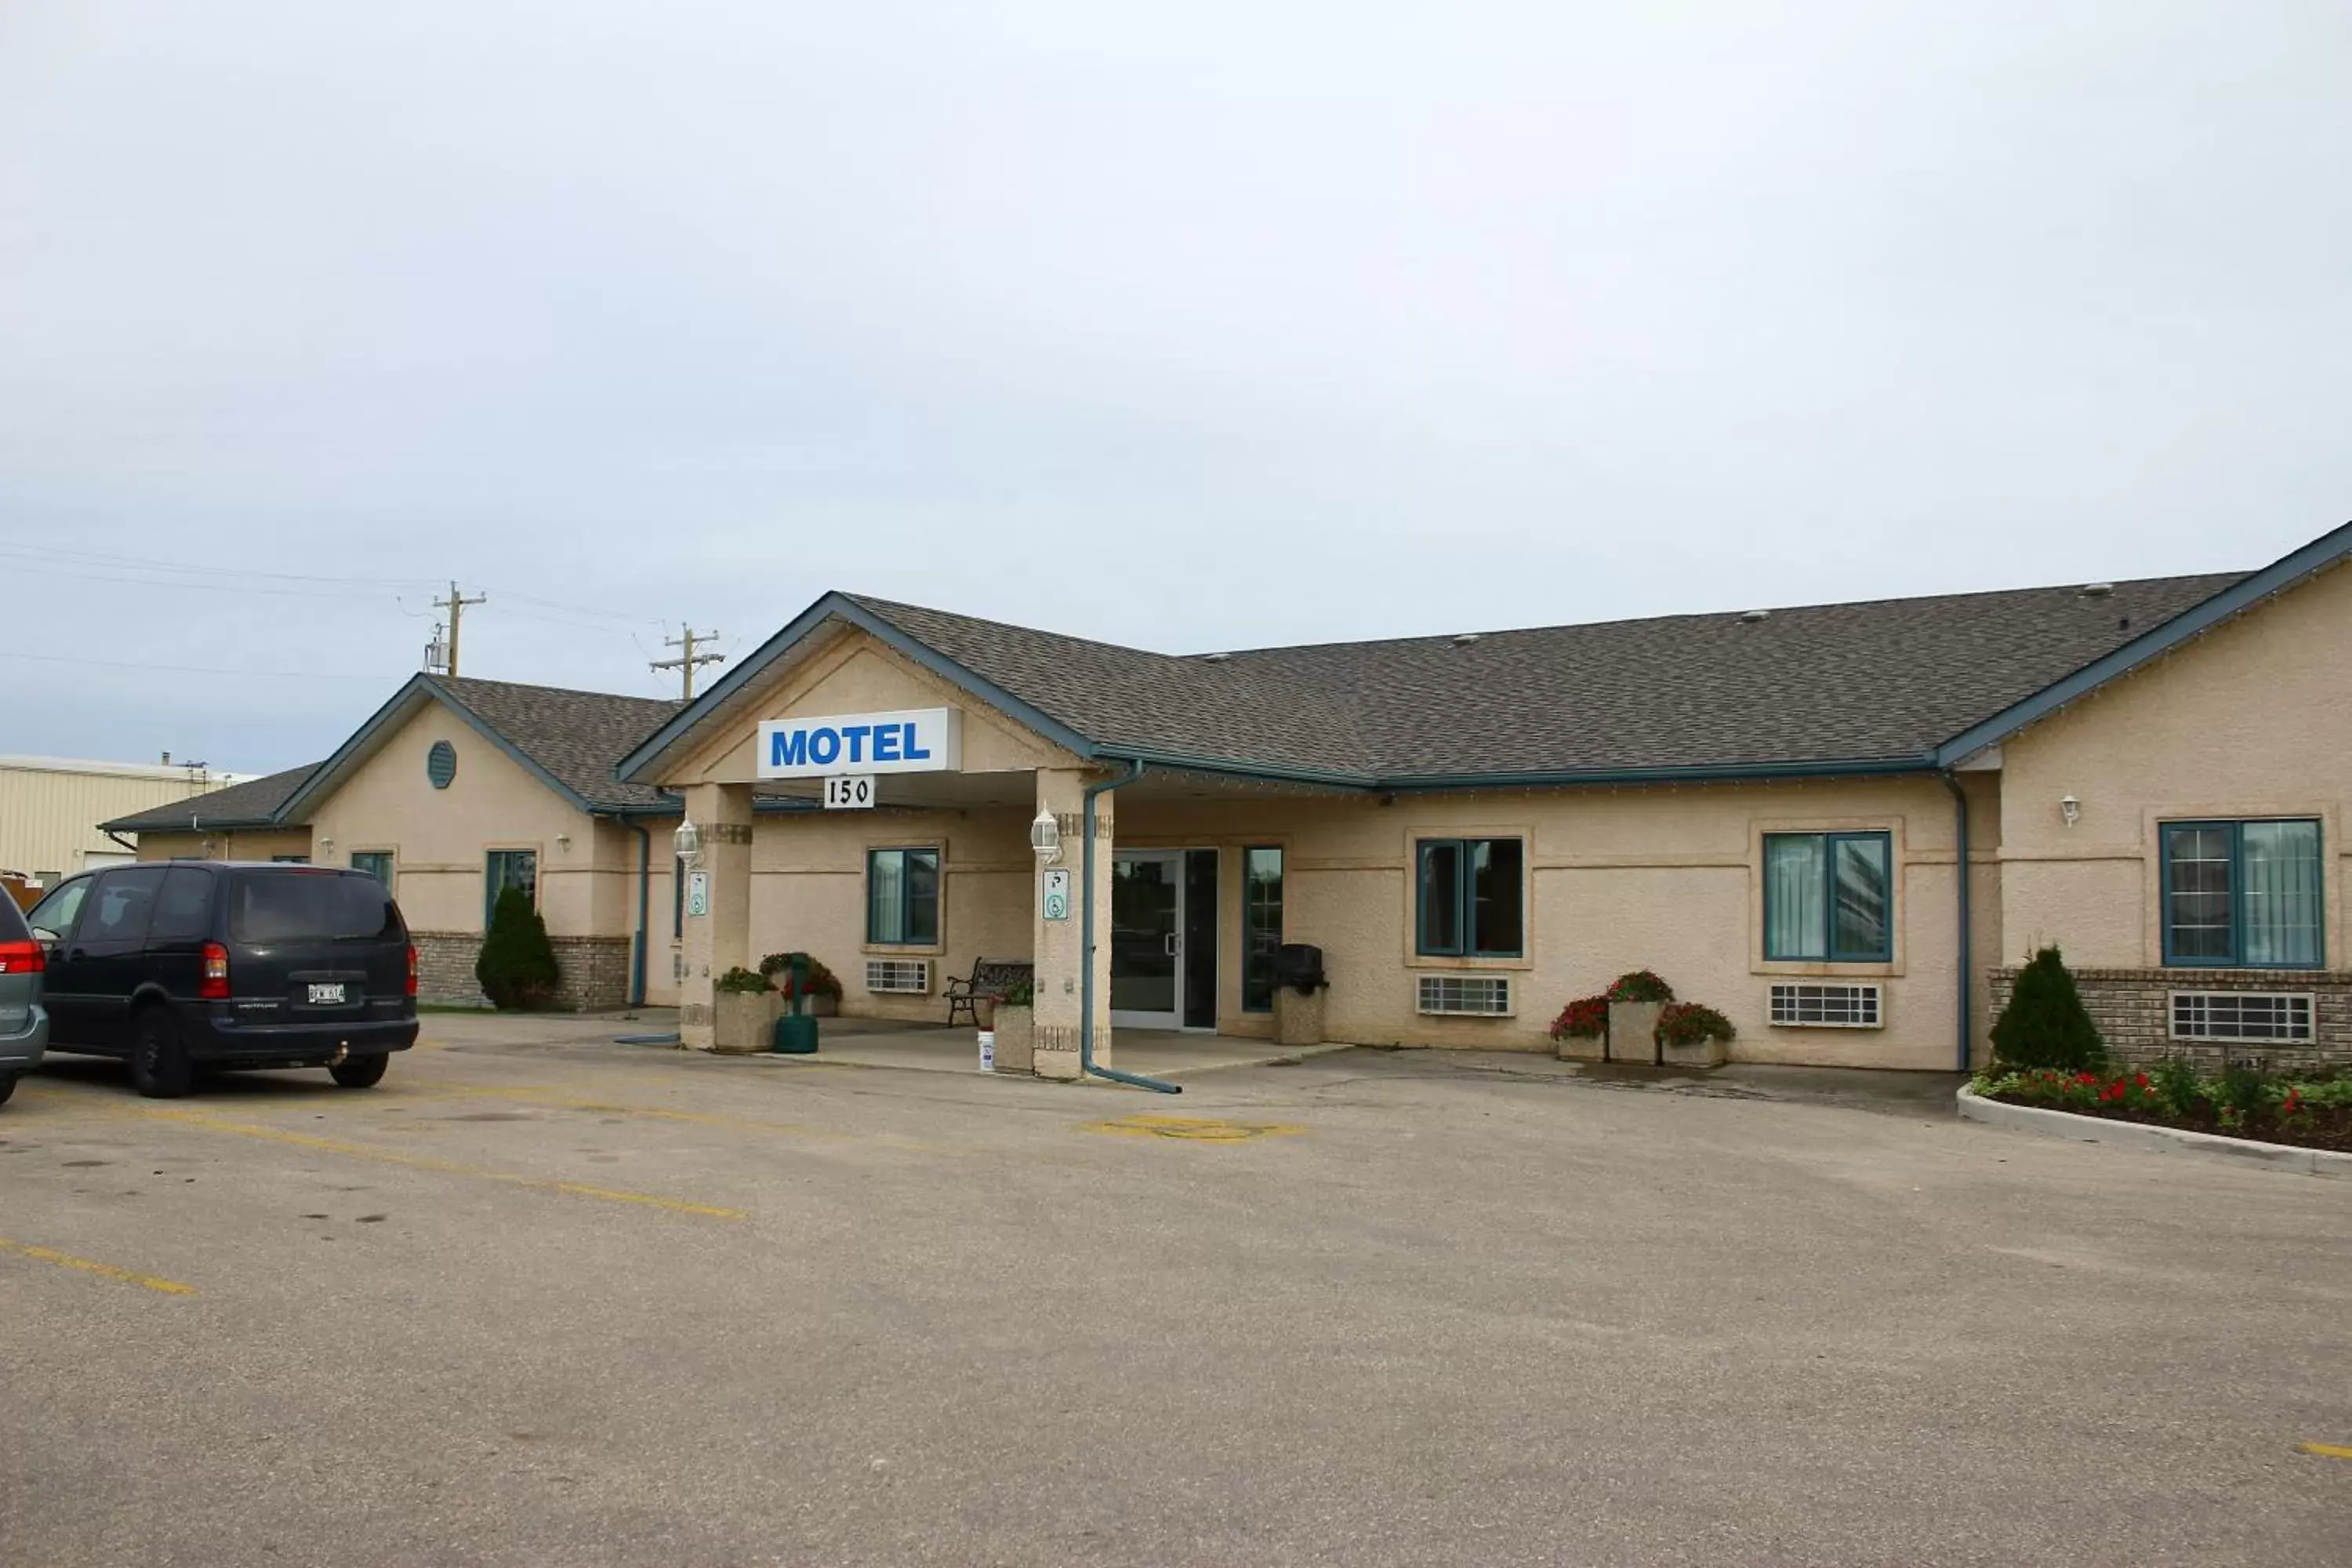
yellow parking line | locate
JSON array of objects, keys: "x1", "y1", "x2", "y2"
[
  {"x1": 2301, "y1": 1442, "x2": 2352, "y2": 1461},
  {"x1": 0, "y1": 1235, "x2": 198, "y2": 1296},
  {"x1": 1079, "y1": 1113, "x2": 1305, "y2": 1142},
  {"x1": 134, "y1": 1108, "x2": 747, "y2": 1221},
  {"x1": 442, "y1": 1083, "x2": 957, "y2": 1154}
]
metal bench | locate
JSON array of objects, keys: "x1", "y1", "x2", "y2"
[{"x1": 944, "y1": 957, "x2": 1034, "y2": 1026}]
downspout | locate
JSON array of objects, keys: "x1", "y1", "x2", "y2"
[
  {"x1": 1940, "y1": 770, "x2": 1973, "y2": 1073},
  {"x1": 626, "y1": 820, "x2": 652, "y2": 1008},
  {"x1": 1081, "y1": 760, "x2": 1181, "y2": 1094},
  {"x1": 103, "y1": 830, "x2": 139, "y2": 856}
]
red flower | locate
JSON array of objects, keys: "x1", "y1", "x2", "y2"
[
  {"x1": 2133, "y1": 1073, "x2": 2151, "y2": 1090},
  {"x1": 2076, "y1": 1073, "x2": 2097, "y2": 1086},
  {"x1": 2284, "y1": 1091, "x2": 2303, "y2": 1113}
]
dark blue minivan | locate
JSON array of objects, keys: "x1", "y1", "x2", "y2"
[{"x1": 24, "y1": 862, "x2": 418, "y2": 1098}]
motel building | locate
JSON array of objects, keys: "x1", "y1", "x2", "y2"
[{"x1": 110, "y1": 519, "x2": 2352, "y2": 1078}]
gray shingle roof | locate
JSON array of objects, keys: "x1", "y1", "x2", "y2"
[
  {"x1": 101, "y1": 761, "x2": 324, "y2": 832},
  {"x1": 850, "y1": 571, "x2": 2247, "y2": 779},
  {"x1": 428, "y1": 677, "x2": 684, "y2": 811}
]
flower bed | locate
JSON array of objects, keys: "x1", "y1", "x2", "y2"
[{"x1": 1974, "y1": 1065, "x2": 2352, "y2": 1153}]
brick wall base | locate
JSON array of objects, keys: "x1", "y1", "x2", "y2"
[
  {"x1": 1987, "y1": 965, "x2": 2352, "y2": 1074},
  {"x1": 412, "y1": 931, "x2": 636, "y2": 1013}
]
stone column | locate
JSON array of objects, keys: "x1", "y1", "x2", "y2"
[
  {"x1": 677, "y1": 781, "x2": 755, "y2": 1051},
  {"x1": 1033, "y1": 768, "x2": 1115, "y2": 1080}
]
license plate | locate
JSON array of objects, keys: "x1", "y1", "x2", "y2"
[{"x1": 307, "y1": 983, "x2": 347, "y2": 1005}]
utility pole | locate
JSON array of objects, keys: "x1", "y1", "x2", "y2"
[
  {"x1": 434, "y1": 582, "x2": 487, "y2": 677},
  {"x1": 650, "y1": 624, "x2": 725, "y2": 699}
]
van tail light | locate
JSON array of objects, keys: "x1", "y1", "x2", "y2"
[
  {"x1": 405, "y1": 944, "x2": 419, "y2": 998},
  {"x1": 0, "y1": 939, "x2": 44, "y2": 976},
  {"x1": 198, "y1": 942, "x2": 231, "y2": 1000}
]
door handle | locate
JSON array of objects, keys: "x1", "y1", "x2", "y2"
[{"x1": 1163, "y1": 933, "x2": 1181, "y2": 956}]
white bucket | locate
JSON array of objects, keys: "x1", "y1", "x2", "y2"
[{"x1": 977, "y1": 1030, "x2": 996, "y2": 1073}]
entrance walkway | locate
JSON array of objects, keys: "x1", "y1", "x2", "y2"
[{"x1": 764, "y1": 1017, "x2": 1348, "y2": 1081}]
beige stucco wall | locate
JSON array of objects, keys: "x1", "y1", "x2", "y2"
[
  {"x1": 135, "y1": 826, "x2": 317, "y2": 863},
  {"x1": 670, "y1": 630, "x2": 1081, "y2": 786},
  {"x1": 1998, "y1": 560, "x2": 2352, "y2": 971},
  {"x1": 740, "y1": 771, "x2": 1985, "y2": 1069},
  {"x1": 302, "y1": 705, "x2": 621, "y2": 940}
]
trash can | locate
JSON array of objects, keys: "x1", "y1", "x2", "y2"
[
  {"x1": 1272, "y1": 943, "x2": 1328, "y2": 1048},
  {"x1": 772, "y1": 953, "x2": 820, "y2": 1054}
]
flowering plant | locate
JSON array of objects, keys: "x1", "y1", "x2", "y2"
[
  {"x1": 1606, "y1": 971, "x2": 1675, "y2": 1004},
  {"x1": 1656, "y1": 1002, "x2": 1736, "y2": 1047},
  {"x1": 1548, "y1": 995, "x2": 1609, "y2": 1040}
]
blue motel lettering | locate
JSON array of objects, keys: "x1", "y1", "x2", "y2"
[{"x1": 769, "y1": 721, "x2": 933, "y2": 771}]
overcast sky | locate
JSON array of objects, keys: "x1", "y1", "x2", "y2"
[{"x1": 3, "y1": 2, "x2": 2348, "y2": 774}]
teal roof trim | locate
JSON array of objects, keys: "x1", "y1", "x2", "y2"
[
  {"x1": 1930, "y1": 520, "x2": 2352, "y2": 766},
  {"x1": 278, "y1": 675, "x2": 598, "y2": 822},
  {"x1": 614, "y1": 592, "x2": 1101, "y2": 783}
]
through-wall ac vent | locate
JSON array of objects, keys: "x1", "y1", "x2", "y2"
[
  {"x1": 866, "y1": 958, "x2": 932, "y2": 995},
  {"x1": 2170, "y1": 990, "x2": 2312, "y2": 1043},
  {"x1": 1417, "y1": 975, "x2": 1512, "y2": 1016},
  {"x1": 1769, "y1": 982, "x2": 1882, "y2": 1029}
]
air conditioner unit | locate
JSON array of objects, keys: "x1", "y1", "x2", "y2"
[
  {"x1": 2170, "y1": 990, "x2": 2313, "y2": 1043},
  {"x1": 1769, "y1": 982, "x2": 1882, "y2": 1029},
  {"x1": 866, "y1": 958, "x2": 932, "y2": 995},
  {"x1": 1417, "y1": 975, "x2": 1513, "y2": 1016}
]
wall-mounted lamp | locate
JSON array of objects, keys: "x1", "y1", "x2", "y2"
[
  {"x1": 556, "y1": 833, "x2": 572, "y2": 851},
  {"x1": 674, "y1": 817, "x2": 702, "y2": 869},
  {"x1": 2060, "y1": 793, "x2": 2082, "y2": 827},
  {"x1": 318, "y1": 837, "x2": 335, "y2": 855},
  {"x1": 1029, "y1": 807, "x2": 1063, "y2": 867}
]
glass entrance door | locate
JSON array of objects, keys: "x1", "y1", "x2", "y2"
[{"x1": 1110, "y1": 851, "x2": 1183, "y2": 1029}]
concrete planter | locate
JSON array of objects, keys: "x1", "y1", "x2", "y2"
[
  {"x1": 1275, "y1": 985, "x2": 1327, "y2": 1048},
  {"x1": 1606, "y1": 1000, "x2": 1662, "y2": 1065},
  {"x1": 993, "y1": 1005, "x2": 1035, "y2": 1076},
  {"x1": 1554, "y1": 1029, "x2": 1606, "y2": 1063},
  {"x1": 713, "y1": 989, "x2": 781, "y2": 1054},
  {"x1": 1660, "y1": 1033, "x2": 1728, "y2": 1069}
]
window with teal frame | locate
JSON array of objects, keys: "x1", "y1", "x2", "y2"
[
  {"x1": 866, "y1": 848, "x2": 940, "y2": 946},
  {"x1": 1763, "y1": 832, "x2": 1892, "y2": 963},
  {"x1": 1414, "y1": 838, "x2": 1523, "y2": 958},
  {"x1": 485, "y1": 849, "x2": 538, "y2": 926},
  {"x1": 1241, "y1": 846, "x2": 1284, "y2": 1012},
  {"x1": 2161, "y1": 818, "x2": 2322, "y2": 968},
  {"x1": 350, "y1": 851, "x2": 394, "y2": 890}
]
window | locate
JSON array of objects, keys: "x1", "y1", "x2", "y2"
[
  {"x1": 25, "y1": 876, "x2": 92, "y2": 942},
  {"x1": 148, "y1": 868, "x2": 216, "y2": 943},
  {"x1": 485, "y1": 849, "x2": 539, "y2": 927},
  {"x1": 672, "y1": 852, "x2": 688, "y2": 939},
  {"x1": 1241, "y1": 846, "x2": 1285, "y2": 1012},
  {"x1": 231, "y1": 872, "x2": 403, "y2": 943},
  {"x1": 1764, "y1": 832, "x2": 1893, "y2": 963},
  {"x1": 350, "y1": 852, "x2": 394, "y2": 891},
  {"x1": 271, "y1": 854, "x2": 310, "y2": 864},
  {"x1": 1415, "y1": 838, "x2": 1523, "y2": 958},
  {"x1": 87, "y1": 867, "x2": 166, "y2": 943},
  {"x1": 2161, "y1": 819, "x2": 2322, "y2": 968},
  {"x1": 866, "y1": 848, "x2": 939, "y2": 946}
]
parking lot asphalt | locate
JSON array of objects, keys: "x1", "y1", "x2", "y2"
[{"x1": 2, "y1": 1018, "x2": 2347, "y2": 1567}]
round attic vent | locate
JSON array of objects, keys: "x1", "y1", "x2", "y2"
[{"x1": 426, "y1": 739, "x2": 457, "y2": 789}]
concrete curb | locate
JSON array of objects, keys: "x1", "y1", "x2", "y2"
[{"x1": 1956, "y1": 1085, "x2": 2349, "y2": 1177}]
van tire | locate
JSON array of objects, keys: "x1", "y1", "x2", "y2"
[
  {"x1": 0, "y1": 1074, "x2": 16, "y2": 1106},
  {"x1": 329, "y1": 1054, "x2": 389, "y2": 1089},
  {"x1": 128, "y1": 1007, "x2": 196, "y2": 1099}
]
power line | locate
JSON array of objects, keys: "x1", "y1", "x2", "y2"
[{"x1": 0, "y1": 650, "x2": 387, "y2": 681}]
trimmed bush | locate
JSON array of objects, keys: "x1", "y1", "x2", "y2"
[
  {"x1": 476, "y1": 887, "x2": 560, "y2": 1011},
  {"x1": 1989, "y1": 946, "x2": 2106, "y2": 1074}
]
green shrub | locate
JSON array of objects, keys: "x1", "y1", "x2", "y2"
[
  {"x1": 475, "y1": 887, "x2": 560, "y2": 1011},
  {"x1": 1606, "y1": 971, "x2": 1675, "y2": 1004},
  {"x1": 716, "y1": 966, "x2": 772, "y2": 995},
  {"x1": 1989, "y1": 946, "x2": 2107, "y2": 1074},
  {"x1": 2152, "y1": 1057, "x2": 2205, "y2": 1121},
  {"x1": 1000, "y1": 978, "x2": 1036, "y2": 1008}
]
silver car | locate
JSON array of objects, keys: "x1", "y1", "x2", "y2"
[{"x1": 1, "y1": 891, "x2": 49, "y2": 1105}]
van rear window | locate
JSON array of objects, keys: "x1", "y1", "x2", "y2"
[{"x1": 230, "y1": 872, "x2": 405, "y2": 943}]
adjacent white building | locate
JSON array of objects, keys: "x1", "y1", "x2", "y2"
[{"x1": 0, "y1": 754, "x2": 254, "y2": 885}]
